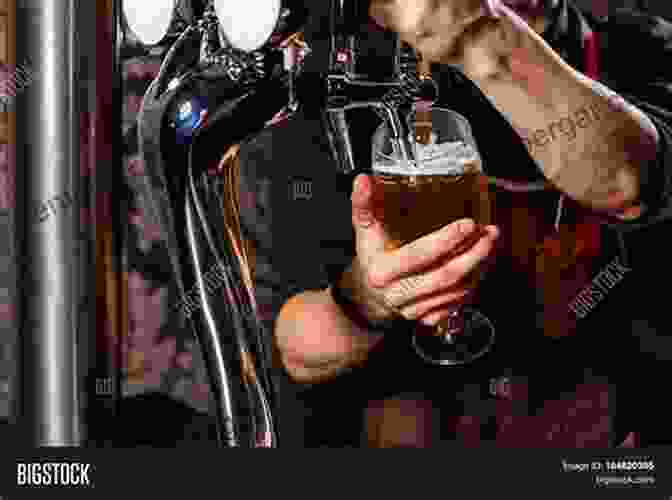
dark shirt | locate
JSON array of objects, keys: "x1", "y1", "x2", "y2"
[{"x1": 238, "y1": 1, "x2": 672, "y2": 448}]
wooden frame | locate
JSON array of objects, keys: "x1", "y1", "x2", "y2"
[{"x1": 0, "y1": 0, "x2": 15, "y2": 144}]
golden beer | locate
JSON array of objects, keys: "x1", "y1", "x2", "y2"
[{"x1": 371, "y1": 161, "x2": 491, "y2": 252}]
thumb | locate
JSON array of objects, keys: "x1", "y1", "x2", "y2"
[{"x1": 351, "y1": 174, "x2": 393, "y2": 262}]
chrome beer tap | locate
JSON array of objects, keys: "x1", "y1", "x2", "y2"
[
  {"x1": 323, "y1": 0, "x2": 439, "y2": 174},
  {"x1": 138, "y1": 0, "x2": 311, "y2": 448}
]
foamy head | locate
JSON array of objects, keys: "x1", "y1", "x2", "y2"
[{"x1": 373, "y1": 141, "x2": 480, "y2": 176}]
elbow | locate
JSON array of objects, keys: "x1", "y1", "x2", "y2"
[
  {"x1": 275, "y1": 291, "x2": 371, "y2": 384},
  {"x1": 607, "y1": 166, "x2": 645, "y2": 221},
  {"x1": 278, "y1": 348, "x2": 348, "y2": 386},
  {"x1": 274, "y1": 330, "x2": 319, "y2": 385},
  {"x1": 279, "y1": 351, "x2": 319, "y2": 385},
  {"x1": 612, "y1": 121, "x2": 660, "y2": 220},
  {"x1": 274, "y1": 292, "x2": 345, "y2": 385},
  {"x1": 595, "y1": 117, "x2": 660, "y2": 219}
]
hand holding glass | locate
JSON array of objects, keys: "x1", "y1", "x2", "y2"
[{"x1": 371, "y1": 106, "x2": 495, "y2": 365}]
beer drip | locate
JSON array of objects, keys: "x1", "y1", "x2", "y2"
[
  {"x1": 378, "y1": 44, "x2": 438, "y2": 109},
  {"x1": 407, "y1": 56, "x2": 434, "y2": 185}
]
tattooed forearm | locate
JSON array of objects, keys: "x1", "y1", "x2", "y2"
[
  {"x1": 466, "y1": 12, "x2": 659, "y2": 217},
  {"x1": 548, "y1": 120, "x2": 643, "y2": 211},
  {"x1": 518, "y1": 102, "x2": 605, "y2": 153},
  {"x1": 584, "y1": 78, "x2": 660, "y2": 163},
  {"x1": 536, "y1": 77, "x2": 660, "y2": 212},
  {"x1": 581, "y1": 81, "x2": 658, "y2": 211},
  {"x1": 581, "y1": 129, "x2": 632, "y2": 206}
]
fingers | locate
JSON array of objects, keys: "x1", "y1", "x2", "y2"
[
  {"x1": 351, "y1": 174, "x2": 392, "y2": 260},
  {"x1": 443, "y1": 224, "x2": 499, "y2": 277},
  {"x1": 369, "y1": 218, "x2": 486, "y2": 287},
  {"x1": 370, "y1": 0, "x2": 489, "y2": 49},
  {"x1": 384, "y1": 0, "x2": 435, "y2": 36},
  {"x1": 419, "y1": 307, "x2": 462, "y2": 327},
  {"x1": 408, "y1": 4, "x2": 486, "y2": 62},
  {"x1": 352, "y1": 173, "x2": 499, "y2": 328},
  {"x1": 399, "y1": 286, "x2": 472, "y2": 320},
  {"x1": 351, "y1": 174, "x2": 375, "y2": 228},
  {"x1": 383, "y1": 225, "x2": 497, "y2": 308}
]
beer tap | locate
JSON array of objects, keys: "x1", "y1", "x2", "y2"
[
  {"x1": 323, "y1": 0, "x2": 439, "y2": 174},
  {"x1": 199, "y1": 4, "x2": 224, "y2": 64},
  {"x1": 136, "y1": 0, "x2": 339, "y2": 448}
]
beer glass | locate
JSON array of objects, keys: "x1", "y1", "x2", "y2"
[{"x1": 371, "y1": 106, "x2": 495, "y2": 365}]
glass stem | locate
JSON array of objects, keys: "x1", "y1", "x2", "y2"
[{"x1": 440, "y1": 306, "x2": 464, "y2": 342}]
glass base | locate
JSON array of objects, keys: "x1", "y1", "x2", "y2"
[{"x1": 411, "y1": 307, "x2": 495, "y2": 366}]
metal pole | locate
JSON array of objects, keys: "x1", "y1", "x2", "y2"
[{"x1": 16, "y1": 0, "x2": 81, "y2": 446}]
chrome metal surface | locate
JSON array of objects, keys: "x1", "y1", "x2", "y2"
[{"x1": 16, "y1": 0, "x2": 81, "y2": 446}]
